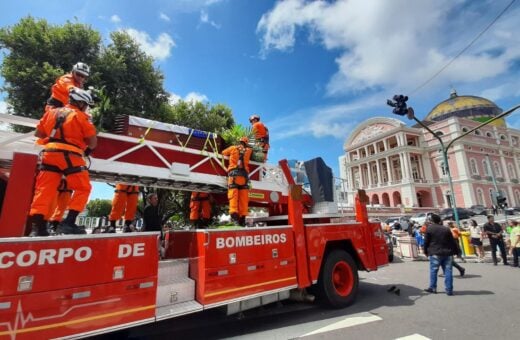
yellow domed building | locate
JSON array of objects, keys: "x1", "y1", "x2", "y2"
[{"x1": 339, "y1": 91, "x2": 520, "y2": 212}]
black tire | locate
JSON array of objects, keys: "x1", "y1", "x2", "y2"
[{"x1": 315, "y1": 249, "x2": 358, "y2": 308}]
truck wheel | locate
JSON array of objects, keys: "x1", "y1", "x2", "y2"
[{"x1": 316, "y1": 249, "x2": 358, "y2": 308}]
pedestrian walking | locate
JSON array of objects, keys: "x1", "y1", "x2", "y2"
[
  {"x1": 483, "y1": 215, "x2": 509, "y2": 266},
  {"x1": 509, "y1": 220, "x2": 520, "y2": 267},
  {"x1": 469, "y1": 219, "x2": 485, "y2": 261},
  {"x1": 423, "y1": 214, "x2": 459, "y2": 296}
]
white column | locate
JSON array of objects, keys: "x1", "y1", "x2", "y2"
[
  {"x1": 384, "y1": 139, "x2": 389, "y2": 151},
  {"x1": 376, "y1": 159, "x2": 382, "y2": 186},
  {"x1": 367, "y1": 162, "x2": 373, "y2": 187},
  {"x1": 386, "y1": 156, "x2": 393, "y2": 182}
]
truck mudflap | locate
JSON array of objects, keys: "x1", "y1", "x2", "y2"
[{"x1": 0, "y1": 233, "x2": 159, "y2": 339}]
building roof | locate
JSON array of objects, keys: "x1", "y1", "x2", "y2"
[{"x1": 424, "y1": 89, "x2": 505, "y2": 127}]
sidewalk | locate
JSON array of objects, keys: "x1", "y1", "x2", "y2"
[{"x1": 397, "y1": 251, "x2": 515, "y2": 264}]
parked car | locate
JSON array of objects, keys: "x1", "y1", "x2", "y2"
[
  {"x1": 384, "y1": 232, "x2": 394, "y2": 262},
  {"x1": 469, "y1": 205, "x2": 488, "y2": 216},
  {"x1": 410, "y1": 212, "x2": 431, "y2": 226},
  {"x1": 384, "y1": 216, "x2": 411, "y2": 231},
  {"x1": 439, "y1": 208, "x2": 475, "y2": 221}
]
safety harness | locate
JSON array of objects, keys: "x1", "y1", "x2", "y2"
[
  {"x1": 115, "y1": 186, "x2": 140, "y2": 195},
  {"x1": 39, "y1": 108, "x2": 88, "y2": 176},
  {"x1": 228, "y1": 146, "x2": 249, "y2": 190}
]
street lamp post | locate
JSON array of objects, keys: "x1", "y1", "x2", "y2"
[{"x1": 388, "y1": 96, "x2": 520, "y2": 229}]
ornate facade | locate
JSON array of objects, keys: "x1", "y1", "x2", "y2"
[{"x1": 339, "y1": 91, "x2": 520, "y2": 209}]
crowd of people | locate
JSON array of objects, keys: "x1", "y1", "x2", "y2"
[
  {"x1": 26, "y1": 62, "x2": 271, "y2": 237},
  {"x1": 391, "y1": 213, "x2": 520, "y2": 296}
]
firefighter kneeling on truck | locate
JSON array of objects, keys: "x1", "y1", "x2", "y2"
[
  {"x1": 27, "y1": 88, "x2": 97, "y2": 236},
  {"x1": 222, "y1": 137, "x2": 252, "y2": 226}
]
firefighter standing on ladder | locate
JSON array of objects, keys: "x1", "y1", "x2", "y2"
[
  {"x1": 27, "y1": 89, "x2": 97, "y2": 236},
  {"x1": 106, "y1": 184, "x2": 140, "y2": 233},
  {"x1": 46, "y1": 62, "x2": 90, "y2": 110},
  {"x1": 249, "y1": 114, "x2": 269, "y2": 162},
  {"x1": 222, "y1": 137, "x2": 252, "y2": 226}
]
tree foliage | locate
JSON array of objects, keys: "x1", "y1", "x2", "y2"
[
  {"x1": 0, "y1": 17, "x2": 100, "y2": 121},
  {"x1": 86, "y1": 199, "x2": 112, "y2": 217}
]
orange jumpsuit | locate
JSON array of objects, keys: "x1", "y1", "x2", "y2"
[
  {"x1": 30, "y1": 105, "x2": 96, "y2": 217},
  {"x1": 222, "y1": 144, "x2": 252, "y2": 218},
  {"x1": 45, "y1": 179, "x2": 72, "y2": 222},
  {"x1": 108, "y1": 184, "x2": 139, "y2": 222},
  {"x1": 46, "y1": 73, "x2": 82, "y2": 109},
  {"x1": 190, "y1": 192, "x2": 211, "y2": 221},
  {"x1": 251, "y1": 121, "x2": 269, "y2": 161}
]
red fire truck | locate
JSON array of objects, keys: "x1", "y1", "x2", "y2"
[{"x1": 0, "y1": 113, "x2": 388, "y2": 339}]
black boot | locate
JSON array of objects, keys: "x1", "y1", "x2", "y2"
[
  {"x1": 200, "y1": 219, "x2": 211, "y2": 229},
  {"x1": 123, "y1": 220, "x2": 133, "y2": 233},
  {"x1": 28, "y1": 214, "x2": 50, "y2": 237},
  {"x1": 230, "y1": 213, "x2": 240, "y2": 225},
  {"x1": 50, "y1": 220, "x2": 60, "y2": 232},
  {"x1": 238, "y1": 216, "x2": 246, "y2": 227},
  {"x1": 57, "y1": 210, "x2": 86, "y2": 235}
]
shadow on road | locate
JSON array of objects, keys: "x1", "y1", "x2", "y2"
[{"x1": 451, "y1": 290, "x2": 494, "y2": 296}]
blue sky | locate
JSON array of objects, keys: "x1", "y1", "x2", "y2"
[{"x1": 1, "y1": 0, "x2": 520, "y2": 200}]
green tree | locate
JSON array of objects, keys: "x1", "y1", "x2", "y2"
[
  {"x1": 0, "y1": 17, "x2": 100, "y2": 122},
  {"x1": 93, "y1": 31, "x2": 169, "y2": 130},
  {"x1": 86, "y1": 199, "x2": 112, "y2": 217},
  {"x1": 164, "y1": 100, "x2": 235, "y2": 132}
]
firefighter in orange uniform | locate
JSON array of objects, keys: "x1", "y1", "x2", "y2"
[
  {"x1": 189, "y1": 192, "x2": 211, "y2": 228},
  {"x1": 27, "y1": 88, "x2": 97, "y2": 236},
  {"x1": 222, "y1": 137, "x2": 252, "y2": 226},
  {"x1": 107, "y1": 184, "x2": 140, "y2": 233},
  {"x1": 46, "y1": 62, "x2": 90, "y2": 110},
  {"x1": 249, "y1": 114, "x2": 269, "y2": 162},
  {"x1": 46, "y1": 178, "x2": 73, "y2": 232}
]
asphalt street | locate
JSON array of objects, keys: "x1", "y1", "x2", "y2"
[{"x1": 101, "y1": 258, "x2": 518, "y2": 340}]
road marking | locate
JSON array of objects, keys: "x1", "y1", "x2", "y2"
[
  {"x1": 395, "y1": 334, "x2": 431, "y2": 340},
  {"x1": 229, "y1": 312, "x2": 382, "y2": 339},
  {"x1": 301, "y1": 313, "x2": 382, "y2": 336}
]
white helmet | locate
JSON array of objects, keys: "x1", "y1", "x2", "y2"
[
  {"x1": 69, "y1": 88, "x2": 94, "y2": 106},
  {"x1": 249, "y1": 114, "x2": 260, "y2": 122},
  {"x1": 72, "y1": 62, "x2": 90, "y2": 77}
]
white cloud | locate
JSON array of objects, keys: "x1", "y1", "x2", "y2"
[
  {"x1": 159, "y1": 12, "x2": 171, "y2": 22},
  {"x1": 124, "y1": 29, "x2": 175, "y2": 61},
  {"x1": 200, "y1": 10, "x2": 221, "y2": 29},
  {"x1": 269, "y1": 94, "x2": 385, "y2": 140},
  {"x1": 257, "y1": 0, "x2": 520, "y2": 96},
  {"x1": 110, "y1": 15, "x2": 121, "y2": 23},
  {"x1": 169, "y1": 92, "x2": 209, "y2": 104}
]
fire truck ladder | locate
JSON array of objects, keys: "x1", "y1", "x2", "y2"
[{"x1": 0, "y1": 113, "x2": 290, "y2": 198}]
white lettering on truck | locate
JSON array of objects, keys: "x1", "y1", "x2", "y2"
[
  {"x1": 216, "y1": 233, "x2": 287, "y2": 249},
  {"x1": 0, "y1": 246, "x2": 92, "y2": 269}
]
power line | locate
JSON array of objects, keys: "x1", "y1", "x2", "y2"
[{"x1": 410, "y1": 0, "x2": 517, "y2": 95}]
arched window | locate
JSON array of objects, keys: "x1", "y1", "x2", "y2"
[
  {"x1": 462, "y1": 127, "x2": 468, "y2": 133},
  {"x1": 486, "y1": 131, "x2": 493, "y2": 138},
  {"x1": 474, "y1": 129, "x2": 482, "y2": 136},
  {"x1": 470, "y1": 158, "x2": 478, "y2": 175},
  {"x1": 500, "y1": 134, "x2": 506, "y2": 141},
  {"x1": 439, "y1": 162, "x2": 447, "y2": 176},
  {"x1": 482, "y1": 159, "x2": 490, "y2": 176},
  {"x1": 508, "y1": 163, "x2": 516, "y2": 179},
  {"x1": 476, "y1": 188, "x2": 484, "y2": 206},
  {"x1": 493, "y1": 161, "x2": 501, "y2": 177}
]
